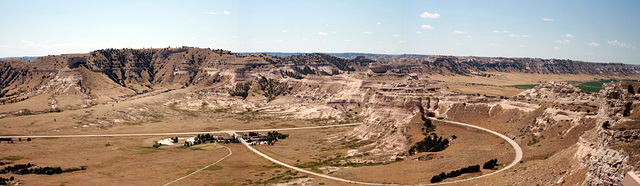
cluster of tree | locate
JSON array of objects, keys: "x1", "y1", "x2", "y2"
[
  {"x1": 316, "y1": 54, "x2": 355, "y2": 71},
  {"x1": 430, "y1": 165, "x2": 480, "y2": 183},
  {"x1": 230, "y1": 81, "x2": 252, "y2": 99},
  {"x1": 0, "y1": 162, "x2": 10, "y2": 166},
  {"x1": 263, "y1": 131, "x2": 289, "y2": 145},
  {"x1": 255, "y1": 77, "x2": 291, "y2": 102},
  {"x1": 0, "y1": 176, "x2": 14, "y2": 185},
  {"x1": 408, "y1": 105, "x2": 450, "y2": 155},
  {"x1": 195, "y1": 134, "x2": 217, "y2": 143},
  {"x1": 624, "y1": 102, "x2": 633, "y2": 117},
  {"x1": 183, "y1": 133, "x2": 240, "y2": 147},
  {"x1": 230, "y1": 77, "x2": 291, "y2": 102},
  {"x1": 0, "y1": 163, "x2": 34, "y2": 174},
  {"x1": 408, "y1": 134, "x2": 449, "y2": 155},
  {"x1": 417, "y1": 105, "x2": 435, "y2": 132},
  {"x1": 1, "y1": 163, "x2": 84, "y2": 175},
  {"x1": 292, "y1": 65, "x2": 340, "y2": 77},
  {"x1": 293, "y1": 66, "x2": 316, "y2": 75},
  {"x1": 283, "y1": 70, "x2": 303, "y2": 79},
  {"x1": 0, "y1": 138, "x2": 12, "y2": 142},
  {"x1": 483, "y1": 159, "x2": 498, "y2": 169}
]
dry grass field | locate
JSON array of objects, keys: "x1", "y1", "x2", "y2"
[{"x1": 254, "y1": 121, "x2": 514, "y2": 185}]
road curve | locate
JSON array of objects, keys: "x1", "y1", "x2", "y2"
[
  {"x1": 163, "y1": 145, "x2": 233, "y2": 186},
  {"x1": 0, "y1": 120, "x2": 522, "y2": 185},
  {"x1": 237, "y1": 118, "x2": 523, "y2": 186},
  {"x1": 232, "y1": 131, "x2": 390, "y2": 185},
  {"x1": 424, "y1": 117, "x2": 523, "y2": 185},
  {"x1": 0, "y1": 123, "x2": 362, "y2": 138}
]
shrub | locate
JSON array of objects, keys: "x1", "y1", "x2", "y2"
[
  {"x1": 602, "y1": 121, "x2": 610, "y2": 129},
  {"x1": 483, "y1": 159, "x2": 498, "y2": 169}
]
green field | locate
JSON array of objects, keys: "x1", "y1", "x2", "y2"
[
  {"x1": 507, "y1": 84, "x2": 539, "y2": 89},
  {"x1": 575, "y1": 80, "x2": 616, "y2": 93},
  {"x1": 575, "y1": 82, "x2": 604, "y2": 93}
]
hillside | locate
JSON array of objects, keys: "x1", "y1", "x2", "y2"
[{"x1": 1, "y1": 47, "x2": 640, "y2": 185}]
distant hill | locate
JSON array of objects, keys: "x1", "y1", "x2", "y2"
[
  {"x1": 0, "y1": 56, "x2": 41, "y2": 61},
  {"x1": 1, "y1": 47, "x2": 639, "y2": 108},
  {"x1": 239, "y1": 52, "x2": 431, "y2": 59}
]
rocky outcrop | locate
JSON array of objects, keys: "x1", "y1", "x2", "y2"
[{"x1": 583, "y1": 82, "x2": 640, "y2": 185}]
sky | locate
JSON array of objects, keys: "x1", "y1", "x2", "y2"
[{"x1": 1, "y1": 0, "x2": 639, "y2": 64}]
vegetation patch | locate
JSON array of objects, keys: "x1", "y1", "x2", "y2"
[
  {"x1": 408, "y1": 105, "x2": 449, "y2": 155},
  {"x1": 205, "y1": 165, "x2": 224, "y2": 171},
  {"x1": 192, "y1": 143, "x2": 223, "y2": 150},
  {"x1": 575, "y1": 80, "x2": 615, "y2": 93},
  {"x1": 0, "y1": 163, "x2": 86, "y2": 175},
  {"x1": 507, "y1": 84, "x2": 539, "y2": 89},
  {"x1": 430, "y1": 164, "x2": 481, "y2": 183},
  {"x1": 251, "y1": 170, "x2": 307, "y2": 184},
  {"x1": 2, "y1": 156, "x2": 23, "y2": 161}
]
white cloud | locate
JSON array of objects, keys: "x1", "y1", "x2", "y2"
[
  {"x1": 377, "y1": 22, "x2": 382, "y2": 25},
  {"x1": 392, "y1": 34, "x2": 401, "y2": 37},
  {"x1": 364, "y1": 31, "x2": 373, "y2": 34},
  {"x1": 272, "y1": 40, "x2": 283, "y2": 43},
  {"x1": 608, "y1": 40, "x2": 635, "y2": 48},
  {"x1": 588, "y1": 42, "x2": 600, "y2": 47},
  {"x1": 466, "y1": 35, "x2": 473, "y2": 38},
  {"x1": 344, "y1": 40, "x2": 351, "y2": 42},
  {"x1": 421, "y1": 25, "x2": 433, "y2": 30},
  {"x1": 223, "y1": 11, "x2": 230, "y2": 14},
  {"x1": 509, "y1": 33, "x2": 518, "y2": 37},
  {"x1": 207, "y1": 11, "x2": 216, "y2": 15},
  {"x1": 416, "y1": 31, "x2": 422, "y2": 34},
  {"x1": 452, "y1": 30, "x2": 465, "y2": 35},
  {"x1": 555, "y1": 39, "x2": 570, "y2": 44},
  {"x1": 281, "y1": 30, "x2": 288, "y2": 33},
  {"x1": 564, "y1": 34, "x2": 574, "y2": 38},
  {"x1": 318, "y1": 32, "x2": 328, "y2": 36},
  {"x1": 519, "y1": 45, "x2": 526, "y2": 48},
  {"x1": 489, "y1": 43, "x2": 498, "y2": 46},
  {"x1": 420, "y1": 11, "x2": 440, "y2": 19},
  {"x1": 521, "y1": 35, "x2": 530, "y2": 38},
  {"x1": 554, "y1": 46, "x2": 560, "y2": 50},
  {"x1": 502, "y1": 30, "x2": 510, "y2": 33},
  {"x1": 543, "y1": 17, "x2": 554, "y2": 22},
  {"x1": 492, "y1": 30, "x2": 500, "y2": 33}
]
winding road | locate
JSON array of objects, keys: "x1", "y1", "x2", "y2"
[{"x1": 1, "y1": 120, "x2": 522, "y2": 185}]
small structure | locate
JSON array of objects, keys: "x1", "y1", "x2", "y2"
[{"x1": 623, "y1": 171, "x2": 640, "y2": 186}]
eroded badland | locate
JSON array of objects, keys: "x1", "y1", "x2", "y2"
[{"x1": 1, "y1": 47, "x2": 639, "y2": 185}]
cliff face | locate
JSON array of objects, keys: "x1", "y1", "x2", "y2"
[
  {"x1": 583, "y1": 82, "x2": 640, "y2": 185},
  {"x1": 1, "y1": 47, "x2": 639, "y2": 184},
  {"x1": 375, "y1": 56, "x2": 640, "y2": 76}
]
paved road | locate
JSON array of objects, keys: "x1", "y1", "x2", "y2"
[
  {"x1": 163, "y1": 145, "x2": 233, "y2": 186},
  {"x1": 0, "y1": 123, "x2": 362, "y2": 138}
]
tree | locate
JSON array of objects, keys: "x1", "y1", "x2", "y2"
[
  {"x1": 628, "y1": 85, "x2": 636, "y2": 94},
  {"x1": 430, "y1": 175, "x2": 443, "y2": 183},
  {"x1": 483, "y1": 159, "x2": 498, "y2": 169}
]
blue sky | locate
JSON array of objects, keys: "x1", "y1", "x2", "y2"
[{"x1": 1, "y1": 0, "x2": 639, "y2": 64}]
